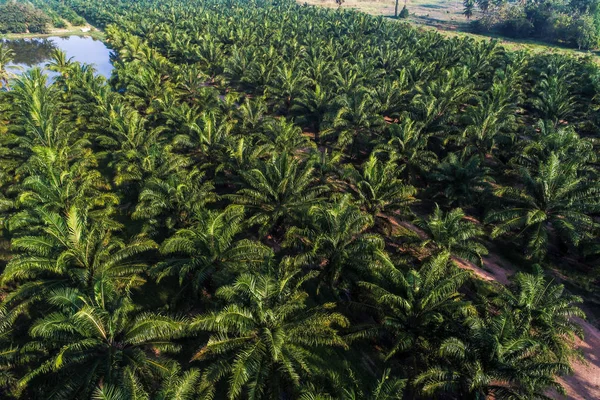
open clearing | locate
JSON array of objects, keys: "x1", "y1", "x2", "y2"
[{"x1": 300, "y1": 0, "x2": 600, "y2": 60}]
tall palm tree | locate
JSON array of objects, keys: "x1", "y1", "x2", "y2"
[
  {"x1": 486, "y1": 153, "x2": 600, "y2": 260},
  {"x1": 191, "y1": 268, "x2": 348, "y2": 399}
]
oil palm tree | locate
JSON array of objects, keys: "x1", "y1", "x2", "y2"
[
  {"x1": 357, "y1": 252, "x2": 472, "y2": 374},
  {"x1": 18, "y1": 289, "x2": 186, "y2": 399},
  {"x1": 155, "y1": 205, "x2": 272, "y2": 297},
  {"x1": 291, "y1": 83, "x2": 335, "y2": 143},
  {"x1": 1, "y1": 205, "x2": 156, "y2": 324},
  {"x1": 227, "y1": 152, "x2": 328, "y2": 236},
  {"x1": 496, "y1": 271, "x2": 585, "y2": 363},
  {"x1": 343, "y1": 152, "x2": 416, "y2": 226},
  {"x1": 415, "y1": 206, "x2": 488, "y2": 266},
  {"x1": 486, "y1": 153, "x2": 600, "y2": 260},
  {"x1": 325, "y1": 88, "x2": 384, "y2": 157},
  {"x1": 286, "y1": 195, "x2": 387, "y2": 291},
  {"x1": 191, "y1": 268, "x2": 348, "y2": 399},
  {"x1": 428, "y1": 152, "x2": 493, "y2": 209},
  {"x1": 0, "y1": 42, "x2": 16, "y2": 88},
  {"x1": 415, "y1": 314, "x2": 570, "y2": 399}
]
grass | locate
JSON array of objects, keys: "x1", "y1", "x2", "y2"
[
  {"x1": 299, "y1": 0, "x2": 600, "y2": 61},
  {"x1": 2, "y1": 21, "x2": 104, "y2": 41}
]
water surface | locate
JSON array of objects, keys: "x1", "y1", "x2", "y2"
[{"x1": 5, "y1": 35, "x2": 113, "y2": 79}]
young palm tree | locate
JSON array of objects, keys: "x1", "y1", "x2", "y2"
[
  {"x1": 191, "y1": 268, "x2": 349, "y2": 399},
  {"x1": 415, "y1": 206, "x2": 488, "y2": 266},
  {"x1": 486, "y1": 153, "x2": 600, "y2": 260}
]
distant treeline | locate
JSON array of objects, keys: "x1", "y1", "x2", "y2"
[
  {"x1": 464, "y1": 0, "x2": 600, "y2": 49},
  {"x1": 0, "y1": 1, "x2": 51, "y2": 34}
]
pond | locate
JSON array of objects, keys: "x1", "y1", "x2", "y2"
[{"x1": 5, "y1": 35, "x2": 113, "y2": 79}]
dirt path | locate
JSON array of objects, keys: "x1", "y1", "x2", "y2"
[{"x1": 557, "y1": 318, "x2": 600, "y2": 399}]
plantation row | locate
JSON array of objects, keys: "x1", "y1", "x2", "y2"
[{"x1": 0, "y1": 0, "x2": 598, "y2": 399}]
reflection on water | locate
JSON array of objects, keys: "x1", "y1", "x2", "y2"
[
  {"x1": 5, "y1": 38, "x2": 56, "y2": 66},
  {"x1": 5, "y1": 36, "x2": 113, "y2": 78}
]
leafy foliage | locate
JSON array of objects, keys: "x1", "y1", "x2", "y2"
[{"x1": 0, "y1": 0, "x2": 596, "y2": 399}]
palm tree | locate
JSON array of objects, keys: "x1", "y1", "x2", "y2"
[
  {"x1": 532, "y1": 74, "x2": 575, "y2": 123},
  {"x1": 170, "y1": 109, "x2": 234, "y2": 168},
  {"x1": 1, "y1": 206, "x2": 156, "y2": 324},
  {"x1": 101, "y1": 105, "x2": 167, "y2": 184},
  {"x1": 191, "y1": 268, "x2": 348, "y2": 399},
  {"x1": 415, "y1": 314, "x2": 570, "y2": 399},
  {"x1": 286, "y1": 195, "x2": 387, "y2": 291},
  {"x1": 415, "y1": 206, "x2": 488, "y2": 266},
  {"x1": 265, "y1": 62, "x2": 308, "y2": 114},
  {"x1": 46, "y1": 50, "x2": 75, "y2": 80},
  {"x1": 357, "y1": 252, "x2": 472, "y2": 375},
  {"x1": 428, "y1": 152, "x2": 493, "y2": 209},
  {"x1": 227, "y1": 152, "x2": 328, "y2": 236},
  {"x1": 343, "y1": 152, "x2": 416, "y2": 227},
  {"x1": 254, "y1": 118, "x2": 315, "y2": 157},
  {"x1": 18, "y1": 289, "x2": 186, "y2": 399},
  {"x1": 516, "y1": 120, "x2": 596, "y2": 169},
  {"x1": 131, "y1": 151, "x2": 216, "y2": 234},
  {"x1": 291, "y1": 83, "x2": 334, "y2": 143},
  {"x1": 486, "y1": 153, "x2": 600, "y2": 260},
  {"x1": 496, "y1": 271, "x2": 585, "y2": 363},
  {"x1": 154, "y1": 205, "x2": 272, "y2": 298},
  {"x1": 324, "y1": 88, "x2": 384, "y2": 157},
  {"x1": 300, "y1": 368, "x2": 405, "y2": 399},
  {"x1": 0, "y1": 42, "x2": 15, "y2": 88},
  {"x1": 91, "y1": 365, "x2": 201, "y2": 400},
  {"x1": 378, "y1": 117, "x2": 437, "y2": 180}
]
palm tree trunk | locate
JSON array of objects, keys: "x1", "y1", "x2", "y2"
[{"x1": 395, "y1": 0, "x2": 399, "y2": 17}]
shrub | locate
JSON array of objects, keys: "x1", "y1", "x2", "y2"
[
  {"x1": 575, "y1": 14, "x2": 599, "y2": 49},
  {"x1": 53, "y1": 18, "x2": 67, "y2": 29},
  {"x1": 399, "y1": 5, "x2": 409, "y2": 18}
]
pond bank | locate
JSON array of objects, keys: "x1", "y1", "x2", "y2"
[{"x1": 2, "y1": 25, "x2": 104, "y2": 41}]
